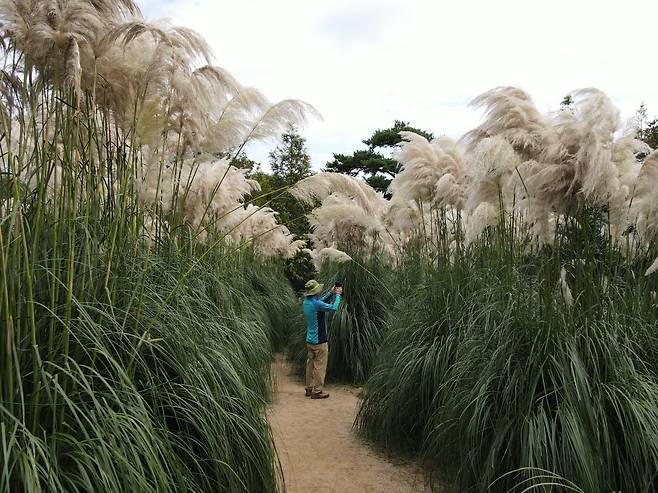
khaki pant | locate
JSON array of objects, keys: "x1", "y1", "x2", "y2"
[{"x1": 305, "y1": 342, "x2": 328, "y2": 393}]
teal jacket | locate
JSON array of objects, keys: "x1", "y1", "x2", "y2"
[{"x1": 303, "y1": 291, "x2": 341, "y2": 345}]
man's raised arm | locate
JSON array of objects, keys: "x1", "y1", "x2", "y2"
[{"x1": 313, "y1": 294, "x2": 341, "y2": 312}]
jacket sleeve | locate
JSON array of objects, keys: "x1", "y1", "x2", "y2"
[
  {"x1": 313, "y1": 294, "x2": 341, "y2": 312},
  {"x1": 320, "y1": 291, "x2": 333, "y2": 302}
]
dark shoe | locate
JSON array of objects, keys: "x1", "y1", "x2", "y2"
[
  {"x1": 305, "y1": 388, "x2": 312, "y2": 397},
  {"x1": 311, "y1": 391, "x2": 330, "y2": 400}
]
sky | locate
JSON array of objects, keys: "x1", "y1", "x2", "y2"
[{"x1": 140, "y1": 0, "x2": 658, "y2": 170}]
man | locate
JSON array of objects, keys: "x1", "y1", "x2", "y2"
[{"x1": 303, "y1": 279, "x2": 343, "y2": 399}]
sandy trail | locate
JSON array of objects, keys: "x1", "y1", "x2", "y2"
[{"x1": 267, "y1": 356, "x2": 429, "y2": 493}]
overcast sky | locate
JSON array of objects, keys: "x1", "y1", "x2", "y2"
[{"x1": 140, "y1": 0, "x2": 658, "y2": 170}]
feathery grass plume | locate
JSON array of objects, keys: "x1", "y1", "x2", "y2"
[
  {"x1": 559, "y1": 266, "x2": 574, "y2": 306},
  {"x1": 527, "y1": 89, "x2": 639, "y2": 218},
  {"x1": 466, "y1": 135, "x2": 520, "y2": 186},
  {"x1": 191, "y1": 64, "x2": 243, "y2": 127},
  {"x1": 382, "y1": 198, "x2": 427, "y2": 238},
  {"x1": 461, "y1": 87, "x2": 570, "y2": 240},
  {"x1": 292, "y1": 173, "x2": 402, "y2": 258},
  {"x1": 1, "y1": 2, "x2": 149, "y2": 130},
  {"x1": 103, "y1": 19, "x2": 217, "y2": 147},
  {"x1": 464, "y1": 201, "x2": 499, "y2": 244},
  {"x1": 459, "y1": 87, "x2": 650, "y2": 245},
  {"x1": 138, "y1": 156, "x2": 302, "y2": 256},
  {"x1": 107, "y1": 20, "x2": 212, "y2": 63},
  {"x1": 246, "y1": 98, "x2": 321, "y2": 144},
  {"x1": 99, "y1": 19, "x2": 315, "y2": 251},
  {"x1": 522, "y1": 162, "x2": 574, "y2": 215},
  {"x1": 202, "y1": 90, "x2": 319, "y2": 156},
  {"x1": 103, "y1": 18, "x2": 316, "y2": 158},
  {"x1": 200, "y1": 87, "x2": 269, "y2": 154},
  {"x1": 193, "y1": 64, "x2": 242, "y2": 96},
  {"x1": 391, "y1": 131, "x2": 466, "y2": 208},
  {"x1": 610, "y1": 135, "x2": 647, "y2": 241},
  {"x1": 3, "y1": 0, "x2": 105, "y2": 71},
  {"x1": 646, "y1": 257, "x2": 658, "y2": 277},
  {"x1": 504, "y1": 157, "x2": 557, "y2": 248},
  {"x1": 630, "y1": 150, "x2": 658, "y2": 247},
  {"x1": 463, "y1": 86, "x2": 557, "y2": 159},
  {"x1": 139, "y1": 157, "x2": 249, "y2": 221},
  {"x1": 307, "y1": 194, "x2": 386, "y2": 251},
  {"x1": 63, "y1": 34, "x2": 81, "y2": 102},
  {"x1": 553, "y1": 89, "x2": 622, "y2": 204},
  {"x1": 463, "y1": 136, "x2": 519, "y2": 243},
  {"x1": 614, "y1": 129, "x2": 651, "y2": 179},
  {"x1": 520, "y1": 195, "x2": 556, "y2": 247},
  {"x1": 304, "y1": 247, "x2": 352, "y2": 271},
  {"x1": 292, "y1": 172, "x2": 388, "y2": 216},
  {"x1": 223, "y1": 205, "x2": 304, "y2": 259}
]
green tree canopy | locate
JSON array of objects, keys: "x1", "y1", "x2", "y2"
[
  {"x1": 268, "y1": 127, "x2": 312, "y2": 183},
  {"x1": 642, "y1": 119, "x2": 658, "y2": 151},
  {"x1": 248, "y1": 128, "x2": 313, "y2": 238},
  {"x1": 634, "y1": 103, "x2": 658, "y2": 158},
  {"x1": 230, "y1": 152, "x2": 260, "y2": 174},
  {"x1": 324, "y1": 120, "x2": 434, "y2": 194},
  {"x1": 247, "y1": 128, "x2": 316, "y2": 290}
]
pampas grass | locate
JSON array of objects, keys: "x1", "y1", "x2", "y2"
[
  {"x1": 463, "y1": 86, "x2": 557, "y2": 159},
  {"x1": 292, "y1": 172, "x2": 392, "y2": 254},
  {"x1": 631, "y1": 150, "x2": 658, "y2": 247},
  {"x1": 356, "y1": 231, "x2": 658, "y2": 492},
  {"x1": 294, "y1": 85, "x2": 658, "y2": 492},
  {"x1": 0, "y1": 1, "x2": 318, "y2": 491},
  {"x1": 304, "y1": 246, "x2": 352, "y2": 270},
  {"x1": 292, "y1": 171, "x2": 389, "y2": 216},
  {"x1": 391, "y1": 131, "x2": 466, "y2": 208}
]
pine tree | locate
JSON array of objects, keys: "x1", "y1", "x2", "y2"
[
  {"x1": 324, "y1": 120, "x2": 433, "y2": 194},
  {"x1": 268, "y1": 127, "x2": 312, "y2": 183}
]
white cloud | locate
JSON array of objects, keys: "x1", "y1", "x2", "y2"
[
  {"x1": 316, "y1": 1, "x2": 405, "y2": 46},
  {"x1": 140, "y1": 0, "x2": 658, "y2": 170}
]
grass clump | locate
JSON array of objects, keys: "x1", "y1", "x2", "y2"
[
  {"x1": 356, "y1": 226, "x2": 658, "y2": 492},
  {"x1": 1, "y1": 228, "x2": 296, "y2": 492},
  {"x1": 0, "y1": 2, "x2": 311, "y2": 491}
]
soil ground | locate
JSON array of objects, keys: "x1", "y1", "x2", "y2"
[{"x1": 267, "y1": 356, "x2": 431, "y2": 493}]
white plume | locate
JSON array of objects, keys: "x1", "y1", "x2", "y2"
[
  {"x1": 391, "y1": 131, "x2": 466, "y2": 209},
  {"x1": 304, "y1": 247, "x2": 352, "y2": 271},
  {"x1": 559, "y1": 267, "x2": 574, "y2": 307}
]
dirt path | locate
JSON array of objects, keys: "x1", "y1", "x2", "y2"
[{"x1": 267, "y1": 356, "x2": 429, "y2": 493}]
